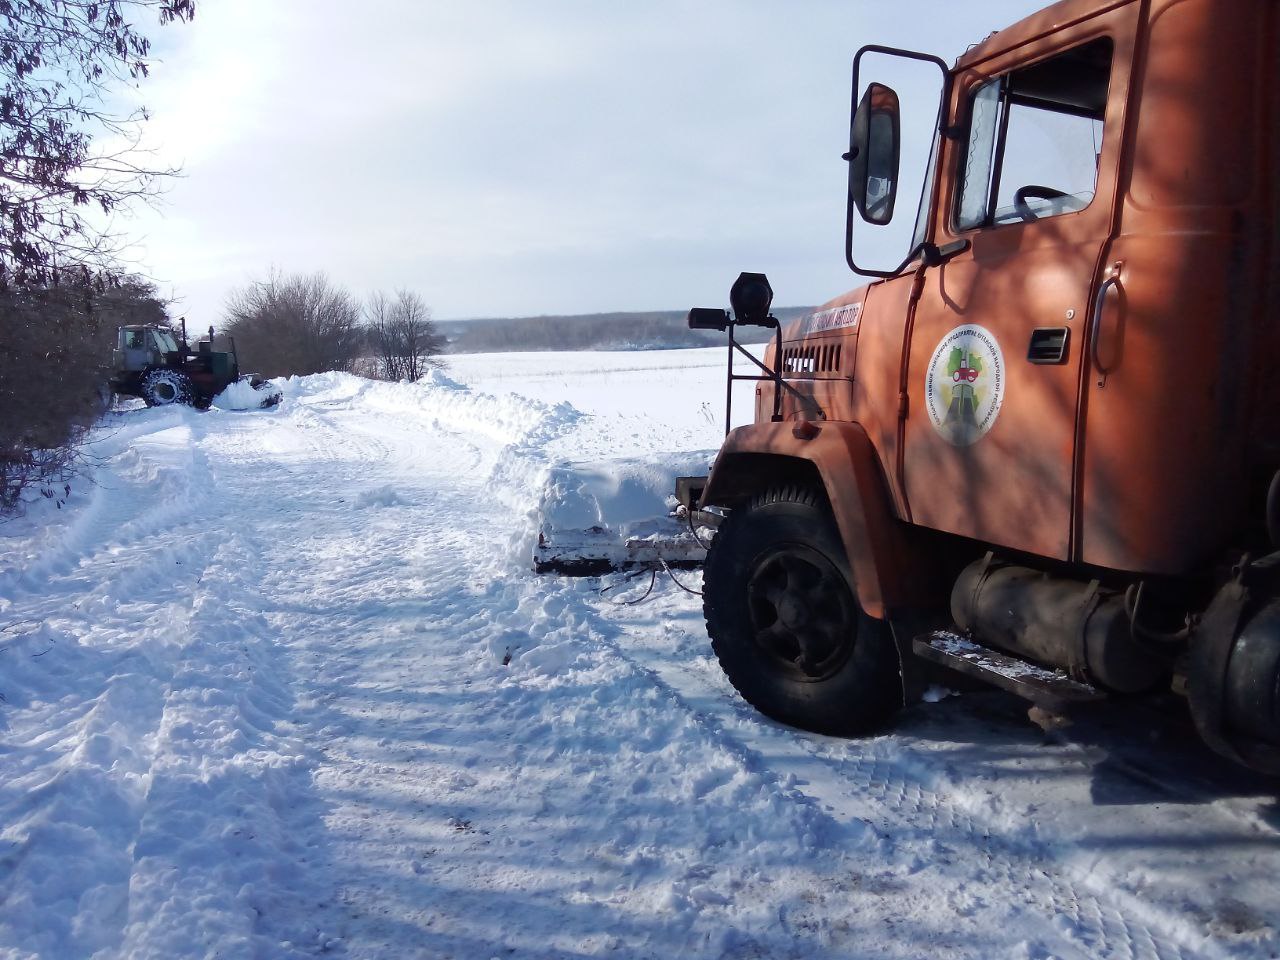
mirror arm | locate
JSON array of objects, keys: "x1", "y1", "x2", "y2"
[
  {"x1": 846, "y1": 44, "x2": 951, "y2": 279},
  {"x1": 921, "y1": 238, "x2": 970, "y2": 267}
]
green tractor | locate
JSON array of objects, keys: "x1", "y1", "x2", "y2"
[{"x1": 109, "y1": 322, "x2": 281, "y2": 409}]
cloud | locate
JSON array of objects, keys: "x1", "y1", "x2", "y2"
[{"x1": 113, "y1": 0, "x2": 1048, "y2": 321}]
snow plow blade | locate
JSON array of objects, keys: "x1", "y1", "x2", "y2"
[
  {"x1": 246, "y1": 375, "x2": 283, "y2": 408},
  {"x1": 532, "y1": 456, "x2": 716, "y2": 576},
  {"x1": 534, "y1": 526, "x2": 709, "y2": 576},
  {"x1": 210, "y1": 375, "x2": 282, "y2": 410}
]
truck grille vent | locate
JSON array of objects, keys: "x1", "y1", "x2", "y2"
[{"x1": 782, "y1": 343, "x2": 842, "y2": 375}]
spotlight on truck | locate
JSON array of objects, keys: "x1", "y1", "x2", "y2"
[{"x1": 729, "y1": 272, "x2": 774, "y2": 327}]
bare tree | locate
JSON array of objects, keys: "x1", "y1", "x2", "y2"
[
  {"x1": 224, "y1": 270, "x2": 363, "y2": 378},
  {"x1": 0, "y1": 1, "x2": 196, "y2": 285},
  {"x1": 366, "y1": 289, "x2": 445, "y2": 382},
  {"x1": 0, "y1": 276, "x2": 168, "y2": 510},
  {"x1": 0, "y1": 3, "x2": 192, "y2": 513}
]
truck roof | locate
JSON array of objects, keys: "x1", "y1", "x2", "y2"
[{"x1": 954, "y1": 0, "x2": 1130, "y2": 70}]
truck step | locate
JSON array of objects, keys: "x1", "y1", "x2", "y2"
[{"x1": 912, "y1": 630, "x2": 1105, "y2": 713}]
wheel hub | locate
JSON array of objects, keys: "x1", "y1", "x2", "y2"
[
  {"x1": 776, "y1": 595, "x2": 809, "y2": 630},
  {"x1": 746, "y1": 544, "x2": 857, "y2": 681}
]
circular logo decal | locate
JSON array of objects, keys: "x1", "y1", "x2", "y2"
[{"x1": 924, "y1": 325, "x2": 1005, "y2": 447}]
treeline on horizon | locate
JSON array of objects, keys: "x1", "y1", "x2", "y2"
[{"x1": 439, "y1": 307, "x2": 815, "y2": 354}]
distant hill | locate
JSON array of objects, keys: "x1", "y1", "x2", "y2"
[{"x1": 438, "y1": 307, "x2": 815, "y2": 354}]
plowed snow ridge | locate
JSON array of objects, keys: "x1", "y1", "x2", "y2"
[{"x1": 0, "y1": 350, "x2": 1277, "y2": 960}]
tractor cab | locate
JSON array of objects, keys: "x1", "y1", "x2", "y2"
[{"x1": 115, "y1": 325, "x2": 180, "y2": 373}]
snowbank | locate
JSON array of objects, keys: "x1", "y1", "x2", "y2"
[
  {"x1": 537, "y1": 452, "x2": 713, "y2": 538},
  {"x1": 210, "y1": 378, "x2": 276, "y2": 410}
]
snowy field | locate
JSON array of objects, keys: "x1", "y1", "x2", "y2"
[{"x1": 1, "y1": 346, "x2": 1278, "y2": 960}]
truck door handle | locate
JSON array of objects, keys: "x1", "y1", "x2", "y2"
[{"x1": 1089, "y1": 266, "x2": 1123, "y2": 378}]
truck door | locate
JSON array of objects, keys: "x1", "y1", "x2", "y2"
[
  {"x1": 901, "y1": 9, "x2": 1139, "y2": 560},
  {"x1": 121, "y1": 328, "x2": 150, "y2": 371}
]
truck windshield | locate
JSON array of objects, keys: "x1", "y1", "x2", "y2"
[
  {"x1": 956, "y1": 37, "x2": 1113, "y2": 231},
  {"x1": 152, "y1": 330, "x2": 179, "y2": 353}
]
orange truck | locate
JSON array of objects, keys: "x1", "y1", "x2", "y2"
[{"x1": 686, "y1": 0, "x2": 1280, "y2": 773}]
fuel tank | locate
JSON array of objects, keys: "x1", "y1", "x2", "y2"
[{"x1": 951, "y1": 557, "x2": 1165, "y2": 694}]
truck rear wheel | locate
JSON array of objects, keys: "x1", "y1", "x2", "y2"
[
  {"x1": 702, "y1": 486, "x2": 902, "y2": 735},
  {"x1": 141, "y1": 369, "x2": 193, "y2": 407}
]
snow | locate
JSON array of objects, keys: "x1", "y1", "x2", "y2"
[
  {"x1": 209, "y1": 376, "x2": 284, "y2": 411},
  {"x1": 210, "y1": 378, "x2": 272, "y2": 410},
  {"x1": 537, "y1": 454, "x2": 709, "y2": 535},
  {"x1": 1, "y1": 346, "x2": 1278, "y2": 959},
  {"x1": 533, "y1": 452, "x2": 714, "y2": 572}
]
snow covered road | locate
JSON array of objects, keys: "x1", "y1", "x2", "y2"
[{"x1": 1, "y1": 349, "x2": 1278, "y2": 959}]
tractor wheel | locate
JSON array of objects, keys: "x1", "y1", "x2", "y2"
[
  {"x1": 702, "y1": 486, "x2": 902, "y2": 735},
  {"x1": 140, "y1": 369, "x2": 193, "y2": 407}
]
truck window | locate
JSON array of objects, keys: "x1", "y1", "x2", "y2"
[
  {"x1": 954, "y1": 37, "x2": 1113, "y2": 231},
  {"x1": 152, "y1": 330, "x2": 178, "y2": 353},
  {"x1": 124, "y1": 330, "x2": 145, "y2": 350},
  {"x1": 956, "y1": 81, "x2": 1002, "y2": 231},
  {"x1": 909, "y1": 132, "x2": 941, "y2": 253}
]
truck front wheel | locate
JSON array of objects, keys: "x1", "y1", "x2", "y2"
[{"x1": 702, "y1": 486, "x2": 902, "y2": 735}]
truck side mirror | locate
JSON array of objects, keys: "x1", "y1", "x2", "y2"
[
  {"x1": 847, "y1": 82, "x2": 901, "y2": 226},
  {"x1": 688, "y1": 307, "x2": 730, "y2": 331}
]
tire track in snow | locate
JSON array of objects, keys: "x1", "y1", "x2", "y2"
[
  {"x1": 585, "y1": 594, "x2": 1225, "y2": 960},
  {"x1": 114, "y1": 525, "x2": 315, "y2": 959},
  {"x1": 229, "y1": 375, "x2": 531, "y2": 499},
  {"x1": 1, "y1": 407, "x2": 323, "y2": 959},
  {"x1": 0, "y1": 527, "x2": 230, "y2": 957},
  {"x1": 201, "y1": 389, "x2": 582, "y2": 955},
  {"x1": 1, "y1": 375, "x2": 579, "y2": 958},
  {"x1": 206, "y1": 380, "x2": 891, "y2": 957},
  {"x1": 0, "y1": 414, "x2": 215, "y2": 602}
]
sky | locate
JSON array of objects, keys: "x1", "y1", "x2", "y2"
[{"x1": 115, "y1": 0, "x2": 1050, "y2": 322}]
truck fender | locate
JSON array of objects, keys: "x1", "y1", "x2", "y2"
[{"x1": 701, "y1": 421, "x2": 914, "y2": 620}]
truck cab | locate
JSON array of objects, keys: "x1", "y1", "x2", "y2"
[
  {"x1": 693, "y1": 0, "x2": 1280, "y2": 773},
  {"x1": 114, "y1": 325, "x2": 180, "y2": 374}
]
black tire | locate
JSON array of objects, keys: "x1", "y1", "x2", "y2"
[
  {"x1": 702, "y1": 485, "x2": 902, "y2": 735},
  {"x1": 141, "y1": 368, "x2": 193, "y2": 407}
]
